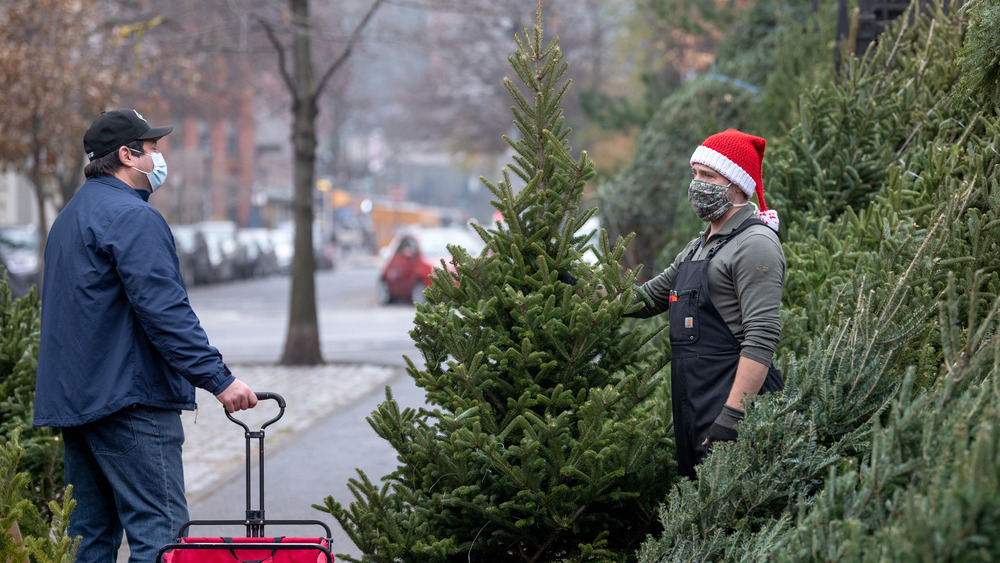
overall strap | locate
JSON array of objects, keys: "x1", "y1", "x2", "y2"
[{"x1": 705, "y1": 216, "x2": 767, "y2": 260}]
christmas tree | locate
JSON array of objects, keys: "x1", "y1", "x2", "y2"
[{"x1": 320, "y1": 5, "x2": 673, "y2": 561}]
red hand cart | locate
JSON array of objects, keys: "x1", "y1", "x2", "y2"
[{"x1": 157, "y1": 392, "x2": 333, "y2": 562}]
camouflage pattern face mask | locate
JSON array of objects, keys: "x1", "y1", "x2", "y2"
[{"x1": 688, "y1": 179, "x2": 736, "y2": 221}]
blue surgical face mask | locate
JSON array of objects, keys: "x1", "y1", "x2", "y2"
[{"x1": 131, "y1": 150, "x2": 168, "y2": 192}]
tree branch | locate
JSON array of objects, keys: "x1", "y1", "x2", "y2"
[
  {"x1": 256, "y1": 15, "x2": 296, "y2": 96},
  {"x1": 386, "y1": 0, "x2": 505, "y2": 17},
  {"x1": 315, "y1": 0, "x2": 387, "y2": 98}
]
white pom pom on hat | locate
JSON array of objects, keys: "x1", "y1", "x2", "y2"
[{"x1": 690, "y1": 129, "x2": 779, "y2": 232}]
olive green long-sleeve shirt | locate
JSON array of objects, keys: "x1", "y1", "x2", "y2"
[{"x1": 632, "y1": 205, "x2": 785, "y2": 366}]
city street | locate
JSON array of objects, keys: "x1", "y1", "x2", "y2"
[{"x1": 187, "y1": 254, "x2": 419, "y2": 366}]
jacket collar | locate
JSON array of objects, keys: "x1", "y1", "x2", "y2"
[
  {"x1": 700, "y1": 204, "x2": 755, "y2": 243},
  {"x1": 89, "y1": 174, "x2": 148, "y2": 201}
]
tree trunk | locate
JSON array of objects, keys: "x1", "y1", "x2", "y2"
[
  {"x1": 280, "y1": 0, "x2": 323, "y2": 365},
  {"x1": 7, "y1": 521, "x2": 29, "y2": 563},
  {"x1": 31, "y1": 146, "x2": 48, "y2": 296},
  {"x1": 271, "y1": 0, "x2": 385, "y2": 364}
]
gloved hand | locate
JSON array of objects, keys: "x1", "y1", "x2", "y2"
[
  {"x1": 705, "y1": 405, "x2": 744, "y2": 445},
  {"x1": 556, "y1": 270, "x2": 578, "y2": 286}
]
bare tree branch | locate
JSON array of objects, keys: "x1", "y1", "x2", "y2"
[
  {"x1": 256, "y1": 15, "x2": 296, "y2": 96},
  {"x1": 385, "y1": 0, "x2": 505, "y2": 17},
  {"x1": 315, "y1": 0, "x2": 387, "y2": 100}
]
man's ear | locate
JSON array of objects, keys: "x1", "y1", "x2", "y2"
[
  {"x1": 117, "y1": 145, "x2": 136, "y2": 165},
  {"x1": 729, "y1": 184, "x2": 749, "y2": 204}
]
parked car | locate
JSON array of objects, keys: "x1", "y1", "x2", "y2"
[
  {"x1": 317, "y1": 230, "x2": 338, "y2": 270},
  {"x1": 578, "y1": 216, "x2": 601, "y2": 265},
  {"x1": 273, "y1": 222, "x2": 337, "y2": 273},
  {"x1": 272, "y1": 227, "x2": 294, "y2": 274},
  {"x1": 195, "y1": 221, "x2": 246, "y2": 283},
  {"x1": 1, "y1": 253, "x2": 33, "y2": 298},
  {"x1": 170, "y1": 224, "x2": 206, "y2": 286},
  {"x1": 377, "y1": 227, "x2": 485, "y2": 305},
  {"x1": 0, "y1": 224, "x2": 40, "y2": 297},
  {"x1": 236, "y1": 228, "x2": 279, "y2": 278}
]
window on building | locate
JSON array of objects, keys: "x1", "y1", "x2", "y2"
[
  {"x1": 226, "y1": 121, "x2": 239, "y2": 158},
  {"x1": 198, "y1": 121, "x2": 211, "y2": 153}
]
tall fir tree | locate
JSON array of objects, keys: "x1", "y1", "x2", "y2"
[{"x1": 319, "y1": 4, "x2": 673, "y2": 562}]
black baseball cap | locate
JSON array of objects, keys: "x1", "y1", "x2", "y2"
[{"x1": 83, "y1": 108, "x2": 174, "y2": 161}]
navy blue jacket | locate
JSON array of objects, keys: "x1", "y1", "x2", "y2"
[{"x1": 34, "y1": 175, "x2": 234, "y2": 427}]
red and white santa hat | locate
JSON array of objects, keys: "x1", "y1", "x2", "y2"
[{"x1": 690, "y1": 129, "x2": 779, "y2": 232}]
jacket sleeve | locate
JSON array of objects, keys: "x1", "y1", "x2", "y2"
[
  {"x1": 731, "y1": 229, "x2": 785, "y2": 365},
  {"x1": 628, "y1": 243, "x2": 695, "y2": 318},
  {"x1": 104, "y1": 206, "x2": 235, "y2": 394}
]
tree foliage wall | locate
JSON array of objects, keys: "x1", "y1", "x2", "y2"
[
  {"x1": 0, "y1": 431, "x2": 78, "y2": 562},
  {"x1": 596, "y1": 0, "x2": 838, "y2": 278},
  {"x1": 639, "y1": 0, "x2": 1000, "y2": 559}
]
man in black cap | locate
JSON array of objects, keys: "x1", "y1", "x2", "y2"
[{"x1": 34, "y1": 109, "x2": 259, "y2": 562}]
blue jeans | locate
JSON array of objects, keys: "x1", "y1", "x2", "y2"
[{"x1": 62, "y1": 405, "x2": 189, "y2": 563}]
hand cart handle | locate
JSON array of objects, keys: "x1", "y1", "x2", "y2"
[
  {"x1": 225, "y1": 391, "x2": 285, "y2": 431},
  {"x1": 222, "y1": 391, "x2": 286, "y2": 536}
]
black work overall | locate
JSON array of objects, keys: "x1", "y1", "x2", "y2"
[{"x1": 668, "y1": 217, "x2": 784, "y2": 479}]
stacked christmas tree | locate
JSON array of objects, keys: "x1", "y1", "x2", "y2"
[{"x1": 638, "y1": 0, "x2": 1000, "y2": 559}]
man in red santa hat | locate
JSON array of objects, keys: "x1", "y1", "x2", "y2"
[{"x1": 630, "y1": 128, "x2": 785, "y2": 479}]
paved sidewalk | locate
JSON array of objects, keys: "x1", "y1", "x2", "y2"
[{"x1": 181, "y1": 363, "x2": 400, "y2": 498}]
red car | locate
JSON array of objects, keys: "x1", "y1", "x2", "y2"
[{"x1": 377, "y1": 227, "x2": 484, "y2": 304}]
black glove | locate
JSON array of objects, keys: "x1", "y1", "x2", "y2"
[
  {"x1": 705, "y1": 405, "x2": 744, "y2": 445},
  {"x1": 556, "y1": 270, "x2": 578, "y2": 286}
]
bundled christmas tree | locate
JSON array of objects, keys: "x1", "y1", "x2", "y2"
[
  {"x1": 0, "y1": 431, "x2": 79, "y2": 562},
  {"x1": 320, "y1": 5, "x2": 672, "y2": 562},
  {"x1": 0, "y1": 277, "x2": 64, "y2": 537}
]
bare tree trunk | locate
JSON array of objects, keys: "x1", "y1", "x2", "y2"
[
  {"x1": 7, "y1": 521, "x2": 28, "y2": 563},
  {"x1": 31, "y1": 145, "x2": 48, "y2": 296},
  {"x1": 280, "y1": 0, "x2": 323, "y2": 365},
  {"x1": 272, "y1": 0, "x2": 386, "y2": 365},
  {"x1": 57, "y1": 165, "x2": 84, "y2": 214}
]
